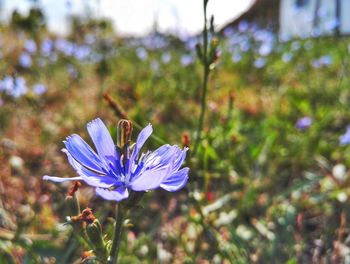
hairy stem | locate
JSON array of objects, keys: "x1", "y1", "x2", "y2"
[
  {"x1": 108, "y1": 203, "x2": 124, "y2": 264},
  {"x1": 193, "y1": 0, "x2": 210, "y2": 155}
]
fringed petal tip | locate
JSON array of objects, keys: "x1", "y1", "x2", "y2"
[
  {"x1": 61, "y1": 148, "x2": 68, "y2": 153},
  {"x1": 87, "y1": 118, "x2": 102, "y2": 126}
]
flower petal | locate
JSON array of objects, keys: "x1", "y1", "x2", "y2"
[
  {"x1": 62, "y1": 149, "x2": 116, "y2": 188},
  {"x1": 142, "y1": 145, "x2": 176, "y2": 169},
  {"x1": 43, "y1": 175, "x2": 83, "y2": 182},
  {"x1": 64, "y1": 134, "x2": 106, "y2": 174},
  {"x1": 127, "y1": 124, "x2": 153, "y2": 174},
  {"x1": 95, "y1": 186, "x2": 129, "y2": 201},
  {"x1": 87, "y1": 118, "x2": 118, "y2": 164},
  {"x1": 130, "y1": 165, "x2": 171, "y2": 191},
  {"x1": 160, "y1": 167, "x2": 189, "y2": 192},
  {"x1": 135, "y1": 124, "x2": 153, "y2": 150},
  {"x1": 172, "y1": 147, "x2": 188, "y2": 172}
]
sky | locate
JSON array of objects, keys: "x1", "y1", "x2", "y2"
[{"x1": 1, "y1": 0, "x2": 255, "y2": 36}]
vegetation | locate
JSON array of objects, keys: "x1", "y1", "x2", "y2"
[{"x1": 1, "y1": 3, "x2": 350, "y2": 263}]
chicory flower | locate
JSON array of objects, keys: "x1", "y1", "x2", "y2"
[
  {"x1": 340, "y1": 126, "x2": 350, "y2": 146},
  {"x1": 295, "y1": 116, "x2": 313, "y2": 130},
  {"x1": 43, "y1": 118, "x2": 189, "y2": 201}
]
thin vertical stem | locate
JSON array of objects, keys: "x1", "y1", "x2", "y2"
[
  {"x1": 193, "y1": 0, "x2": 210, "y2": 155},
  {"x1": 108, "y1": 203, "x2": 124, "y2": 264}
]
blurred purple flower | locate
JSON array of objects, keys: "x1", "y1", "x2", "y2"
[
  {"x1": 184, "y1": 37, "x2": 198, "y2": 51},
  {"x1": 232, "y1": 52, "x2": 242, "y2": 63},
  {"x1": 161, "y1": 52, "x2": 172, "y2": 64},
  {"x1": 291, "y1": 41, "x2": 301, "y2": 51},
  {"x1": 279, "y1": 33, "x2": 290, "y2": 43},
  {"x1": 282, "y1": 52, "x2": 293, "y2": 63},
  {"x1": 223, "y1": 27, "x2": 234, "y2": 37},
  {"x1": 43, "y1": 118, "x2": 189, "y2": 201},
  {"x1": 180, "y1": 54, "x2": 194, "y2": 66},
  {"x1": 0, "y1": 76, "x2": 14, "y2": 92},
  {"x1": 74, "y1": 45, "x2": 91, "y2": 61},
  {"x1": 141, "y1": 35, "x2": 168, "y2": 50},
  {"x1": 67, "y1": 64, "x2": 78, "y2": 79},
  {"x1": 136, "y1": 47, "x2": 148, "y2": 60},
  {"x1": 41, "y1": 38, "x2": 54, "y2": 56},
  {"x1": 340, "y1": 126, "x2": 350, "y2": 146},
  {"x1": 19, "y1": 52, "x2": 32, "y2": 68},
  {"x1": 238, "y1": 20, "x2": 249, "y2": 32},
  {"x1": 0, "y1": 76, "x2": 28, "y2": 98},
  {"x1": 12, "y1": 77, "x2": 28, "y2": 98},
  {"x1": 295, "y1": 117, "x2": 312, "y2": 130},
  {"x1": 24, "y1": 39, "x2": 37, "y2": 54},
  {"x1": 239, "y1": 39, "x2": 250, "y2": 52},
  {"x1": 312, "y1": 55, "x2": 332, "y2": 68},
  {"x1": 56, "y1": 38, "x2": 74, "y2": 56},
  {"x1": 33, "y1": 84, "x2": 47, "y2": 95},
  {"x1": 319, "y1": 55, "x2": 332, "y2": 65},
  {"x1": 325, "y1": 18, "x2": 340, "y2": 31},
  {"x1": 253, "y1": 57, "x2": 266, "y2": 68},
  {"x1": 258, "y1": 43, "x2": 273, "y2": 56}
]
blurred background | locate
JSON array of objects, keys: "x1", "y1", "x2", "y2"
[{"x1": 1, "y1": 0, "x2": 350, "y2": 263}]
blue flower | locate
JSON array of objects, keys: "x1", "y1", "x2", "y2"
[
  {"x1": 340, "y1": 126, "x2": 350, "y2": 146},
  {"x1": 136, "y1": 47, "x2": 148, "y2": 60},
  {"x1": 253, "y1": 57, "x2": 266, "y2": 68},
  {"x1": 32, "y1": 84, "x2": 47, "y2": 95},
  {"x1": 0, "y1": 76, "x2": 28, "y2": 98},
  {"x1": 24, "y1": 39, "x2": 37, "y2": 54},
  {"x1": 19, "y1": 52, "x2": 32, "y2": 68},
  {"x1": 41, "y1": 38, "x2": 54, "y2": 57},
  {"x1": 180, "y1": 54, "x2": 194, "y2": 66},
  {"x1": 43, "y1": 118, "x2": 189, "y2": 201},
  {"x1": 295, "y1": 116, "x2": 312, "y2": 130}
]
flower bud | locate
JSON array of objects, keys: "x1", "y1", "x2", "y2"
[
  {"x1": 182, "y1": 132, "x2": 190, "y2": 148},
  {"x1": 117, "y1": 119, "x2": 133, "y2": 149},
  {"x1": 86, "y1": 219, "x2": 108, "y2": 261},
  {"x1": 210, "y1": 15, "x2": 215, "y2": 34},
  {"x1": 65, "y1": 181, "x2": 81, "y2": 216}
]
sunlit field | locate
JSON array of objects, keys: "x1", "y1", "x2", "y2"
[{"x1": 1, "y1": 1, "x2": 350, "y2": 263}]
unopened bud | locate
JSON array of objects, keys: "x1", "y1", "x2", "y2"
[
  {"x1": 210, "y1": 15, "x2": 215, "y2": 34},
  {"x1": 86, "y1": 219, "x2": 108, "y2": 261},
  {"x1": 182, "y1": 132, "x2": 190, "y2": 148},
  {"x1": 117, "y1": 119, "x2": 133, "y2": 149},
  {"x1": 209, "y1": 37, "x2": 220, "y2": 66},
  {"x1": 70, "y1": 208, "x2": 96, "y2": 226},
  {"x1": 81, "y1": 250, "x2": 94, "y2": 261},
  {"x1": 65, "y1": 181, "x2": 81, "y2": 216}
]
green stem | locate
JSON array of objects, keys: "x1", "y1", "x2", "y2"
[
  {"x1": 108, "y1": 203, "x2": 124, "y2": 264},
  {"x1": 193, "y1": 0, "x2": 210, "y2": 155}
]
